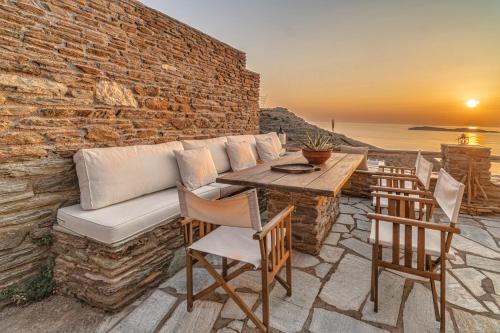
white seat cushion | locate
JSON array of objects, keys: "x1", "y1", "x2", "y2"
[
  {"x1": 189, "y1": 226, "x2": 264, "y2": 267},
  {"x1": 209, "y1": 182, "x2": 248, "y2": 197},
  {"x1": 57, "y1": 186, "x2": 220, "y2": 244},
  {"x1": 369, "y1": 220, "x2": 455, "y2": 258},
  {"x1": 182, "y1": 137, "x2": 231, "y2": 174}
]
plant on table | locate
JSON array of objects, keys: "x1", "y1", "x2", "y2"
[{"x1": 301, "y1": 132, "x2": 333, "y2": 164}]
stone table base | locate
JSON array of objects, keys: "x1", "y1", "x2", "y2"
[
  {"x1": 52, "y1": 220, "x2": 184, "y2": 311},
  {"x1": 267, "y1": 189, "x2": 340, "y2": 255}
]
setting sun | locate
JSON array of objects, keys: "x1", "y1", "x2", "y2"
[{"x1": 466, "y1": 99, "x2": 480, "y2": 108}]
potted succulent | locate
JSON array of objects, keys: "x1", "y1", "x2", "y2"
[{"x1": 302, "y1": 132, "x2": 333, "y2": 164}]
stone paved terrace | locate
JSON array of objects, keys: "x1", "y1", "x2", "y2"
[{"x1": 1, "y1": 197, "x2": 500, "y2": 333}]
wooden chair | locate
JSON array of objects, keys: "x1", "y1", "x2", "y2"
[
  {"x1": 371, "y1": 153, "x2": 434, "y2": 213},
  {"x1": 368, "y1": 169, "x2": 465, "y2": 332},
  {"x1": 377, "y1": 151, "x2": 421, "y2": 176},
  {"x1": 177, "y1": 183, "x2": 294, "y2": 332}
]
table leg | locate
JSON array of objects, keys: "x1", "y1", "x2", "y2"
[{"x1": 267, "y1": 189, "x2": 340, "y2": 255}]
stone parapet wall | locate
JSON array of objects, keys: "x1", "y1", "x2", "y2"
[
  {"x1": 0, "y1": 0, "x2": 259, "y2": 292},
  {"x1": 52, "y1": 220, "x2": 184, "y2": 311},
  {"x1": 442, "y1": 144, "x2": 500, "y2": 213}
]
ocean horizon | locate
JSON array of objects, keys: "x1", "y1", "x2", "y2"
[{"x1": 310, "y1": 121, "x2": 500, "y2": 174}]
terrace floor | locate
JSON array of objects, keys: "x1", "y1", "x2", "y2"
[{"x1": 1, "y1": 196, "x2": 500, "y2": 333}]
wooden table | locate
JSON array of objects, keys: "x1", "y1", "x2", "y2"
[{"x1": 217, "y1": 152, "x2": 364, "y2": 254}]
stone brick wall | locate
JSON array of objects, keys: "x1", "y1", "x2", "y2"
[
  {"x1": 442, "y1": 144, "x2": 500, "y2": 213},
  {"x1": 0, "y1": 0, "x2": 259, "y2": 292}
]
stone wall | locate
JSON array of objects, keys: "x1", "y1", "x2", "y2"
[
  {"x1": 442, "y1": 144, "x2": 500, "y2": 213},
  {"x1": 0, "y1": 0, "x2": 259, "y2": 292}
]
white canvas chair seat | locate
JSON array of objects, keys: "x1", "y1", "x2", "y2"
[
  {"x1": 189, "y1": 226, "x2": 277, "y2": 268},
  {"x1": 368, "y1": 220, "x2": 456, "y2": 258}
]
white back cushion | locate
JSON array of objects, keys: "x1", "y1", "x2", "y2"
[
  {"x1": 175, "y1": 147, "x2": 218, "y2": 190},
  {"x1": 182, "y1": 137, "x2": 230, "y2": 174},
  {"x1": 74, "y1": 141, "x2": 183, "y2": 210},
  {"x1": 227, "y1": 135, "x2": 258, "y2": 160},
  {"x1": 226, "y1": 141, "x2": 257, "y2": 171},
  {"x1": 434, "y1": 169, "x2": 465, "y2": 222}
]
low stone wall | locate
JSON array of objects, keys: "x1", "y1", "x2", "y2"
[
  {"x1": 52, "y1": 220, "x2": 184, "y2": 311},
  {"x1": 267, "y1": 189, "x2": 340, "y2": 255}
]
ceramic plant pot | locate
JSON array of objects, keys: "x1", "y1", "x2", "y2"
[{"x1": 302, "y1": 149, "x2": 332, "y2": 165}]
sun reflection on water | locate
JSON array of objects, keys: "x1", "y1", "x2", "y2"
[{"x1": 465, "y1": 132, "x2": 480, "y2": 145}]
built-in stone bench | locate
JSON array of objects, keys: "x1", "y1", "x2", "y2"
[
  {"x1": 52, "y1": 134, "x2": 280, "y2": 310},
  {"x1": 52, "y1": 220, "x2": 184, "y2": 311}
]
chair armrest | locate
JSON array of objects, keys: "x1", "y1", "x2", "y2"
[
  {"x1": 370, "y1": 186, "x2": 432, "y2": 197},
  {"x1": 180, "y1": 217, "x2": 195, "y2": 226},
  {"x1": 371, "y1": 191, "x2": 435, "y2": 204},
  {"x1": 253, "y1": 205, "x2": 294, "y2": 240},
  {"x1": 368, "y1": 213, "x2": 460, "y2": 233},
  {"x1": 379, "y1": 166, "x2": 415, "y2": 172}
]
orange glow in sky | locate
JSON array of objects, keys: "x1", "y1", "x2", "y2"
[{"x1": 145, "y1": 1, "x2": 500, "y2": 126}]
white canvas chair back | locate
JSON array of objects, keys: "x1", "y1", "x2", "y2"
[
  {"x1": 433, "y1": 169, "x2": 465, "y2": 223},
  {"x1": 415, "y1": 151, "x2": 421, "y2": 170},
  {"x1": 177, "y1": 182, "x2": 262, "y2": 231},
  {"x1": 415, "y1": 155, "x2": 433, "y2": 190}
]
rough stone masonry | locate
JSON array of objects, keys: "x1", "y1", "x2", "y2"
[{"x1": 0, "y1": 0, "x2": 259, "y2": 293}]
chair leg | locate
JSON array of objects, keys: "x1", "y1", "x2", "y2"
[
  {"x1": 261, "y1": 267, "x2": 270, "y2": 332},
  {"x1": 222, "y1": 257, "x2": 228, "y2": 278},
  {"x1": 373, "y1": 245, "x2": 380, "y2": 312},
  {"x1": 428, "y1": 256, "x2": 440, "y2": 321},
  {"x1": 370, "y1": 244, "x2": 376, "y2": 301},
  {"x1": 186, "y1": 250, "x2": 194, "y2": 312},
  {"x1": 286, "y1": 252, "x2": 292, "y2": 296},
  {"x1": 440, "y1": 259, "x2": 446, "y2": 332}
]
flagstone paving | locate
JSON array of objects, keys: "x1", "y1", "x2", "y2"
[{"x1": 1, "y1": 196, "x2": 499, "y2": 332}]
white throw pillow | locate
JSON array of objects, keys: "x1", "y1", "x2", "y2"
[
  {"x1": 182, "y1": 137, "x2": 230, "y2": 174},
  {"x1": 255, "y1": 133, "x2": 281, "y2": 153},
  {"x1": 226, "y1": 135, "x2": 258, "y2": 160},
  {"x1": 226, "y1": 141, "x2": 257, "y2": 171},
  {"x1": 256, "y1": 137, "x2": 280, "y2": 161},
  {"x1": 74, "y1": 142, "x2": 183, "y2": 210},
  {"x1": 175, "y1": 147, "x2": 218, "y2": 190}
]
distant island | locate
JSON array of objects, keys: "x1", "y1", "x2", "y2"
[{"x1": 409, "y1": 126, "x2": 500, "y2": 134}]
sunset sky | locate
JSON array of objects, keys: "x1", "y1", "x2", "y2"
[{"x1": 143, "y1": 0, "x2": 500, "y2": 127}]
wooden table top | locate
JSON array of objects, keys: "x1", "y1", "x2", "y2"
[{"x1": 217, "y1": 152, "x2": 364, "y2": 197}]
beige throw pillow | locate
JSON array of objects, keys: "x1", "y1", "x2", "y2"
[
  {"x1": 339, "y1": 145, "x2": 369, "y2": 170},
  {"x1": 182, "y1": 137, "x2": 230, "y2": 174},
  {"x1": 226, "y1": 141, "x2": 257, "y2": 171},
  {"x1": 175, "y1": 147, "x2": 218, "y2": 190},
  {"x1": 226, "y1": 135, "x2": 258, "y2": 160},
  {"x1": 255, "y1": 132, "x2": 282, "y2": 153},
  {"x1": 256, "y1": 136, "x2": 280, "y2": 161}
]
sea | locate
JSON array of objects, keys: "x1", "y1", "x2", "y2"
[{"x1": 310, "y1": 121, "x2": 500, "y2": 175}]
